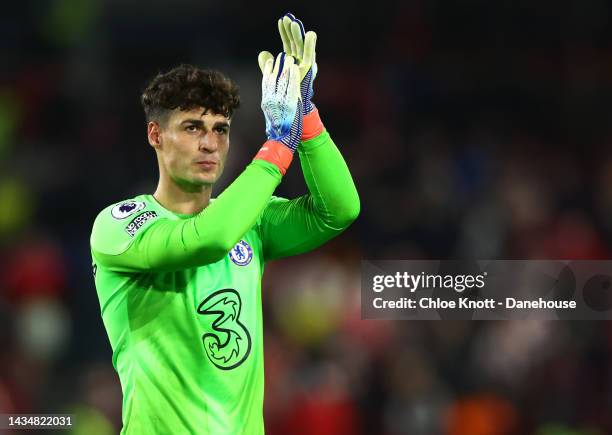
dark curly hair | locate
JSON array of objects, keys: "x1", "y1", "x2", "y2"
[{"x1": 141, "y1": 64, "x2": 240, "y2": 124}]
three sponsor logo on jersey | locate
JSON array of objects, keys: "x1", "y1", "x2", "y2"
[{"x1": 198, "y1": 289, "x2": 252, "y2": 370}]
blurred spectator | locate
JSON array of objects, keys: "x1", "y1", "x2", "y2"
[{"x1": 444, "y1": 392, "x2": 518, "y2": 435}]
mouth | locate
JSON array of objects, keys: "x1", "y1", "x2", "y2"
[{"x1": 196, "y1": 161, "x2": 218, "y2": 170}]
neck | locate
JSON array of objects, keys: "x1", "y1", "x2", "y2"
[{"x1": 153, "y1": 175, "x2": 212, "y2": 215}]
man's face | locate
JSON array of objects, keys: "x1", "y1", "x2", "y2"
[{"x1": 150, "y1": 107, "x2": 231, "y2": 189}]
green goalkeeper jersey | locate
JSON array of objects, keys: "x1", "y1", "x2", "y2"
[{"x1": 90, "y1": 131, "x2": 359, "y2": 435}]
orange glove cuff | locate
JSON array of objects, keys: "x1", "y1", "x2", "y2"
[
  {"x1": 253, "y1": 140, "x2": 294, "y2": 176},
  {"x1": 302, "y1": 108, "x2": 324, "y2": 141}
]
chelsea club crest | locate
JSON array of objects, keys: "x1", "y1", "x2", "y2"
[{"x1": 229, "y1": 240, "x2": 253, "y2": 266}]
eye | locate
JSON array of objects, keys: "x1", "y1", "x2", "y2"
[
  {"x1": 214, "y1": 126, "x2": 229, "y2": 135},
  {"x1": 185, "y1": 124, "x2": 199, "y2": 132}
]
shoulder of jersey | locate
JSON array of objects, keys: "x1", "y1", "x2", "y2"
[{"x1": 90, "y1": 195, "x2": 169, "y2": 256}]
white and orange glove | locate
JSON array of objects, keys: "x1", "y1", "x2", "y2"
[
  {"x1": 255, "y1": 52, "x2": 302, "y2": 175},
  {"x1": 259, "y1": 13, "x2": 324, "y2": 141}
]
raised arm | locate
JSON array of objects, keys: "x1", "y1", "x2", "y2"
[
  {"x1": 257, "y1": 14, "x2": 360, "y2": 261},
  {"x1": 258, "y1": 129, "x2": 359, "y2": 261}
]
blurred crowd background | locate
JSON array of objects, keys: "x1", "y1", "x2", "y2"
[{"x1": 2, "y1": 0, "x2": 612, "y2": 434}]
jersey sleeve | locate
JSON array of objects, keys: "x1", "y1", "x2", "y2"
[
  {"x1": 91, "y1": 160, "x2": 282, "y2": 272},
  {"x1": 258, "y1": 130, "x2": 360, "y2": 261}
]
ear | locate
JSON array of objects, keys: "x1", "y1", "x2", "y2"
[{"x1": 147, "y1": 121, "x2": 162, "y2": 148}]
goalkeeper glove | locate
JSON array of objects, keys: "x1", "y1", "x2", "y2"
[
  {"x1": 254, "y1": 52, "x2": 303, "y2": 175},
  {"x1": 259, "y1": 13, "x2": 323, "y2": 141}
]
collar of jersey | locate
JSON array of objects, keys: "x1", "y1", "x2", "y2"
[{"x1": 145, "y1": 194, "x2": 211, "y2": 219}]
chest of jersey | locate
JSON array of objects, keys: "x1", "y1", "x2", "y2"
[
  {"x1": 113, "y1": 230, "x2": 263, "y2": 372},
  {"x1": 191, "y1": 233, "x2": 263, "y2": 369}
]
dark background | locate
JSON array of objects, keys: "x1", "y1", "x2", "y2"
[{"x1": 2, "y1": 1, "x2": 612, "y2": 434}]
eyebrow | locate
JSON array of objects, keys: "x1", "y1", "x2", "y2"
[{"x1": 180, "y1": 119, "x2": 230, "y2": 129}]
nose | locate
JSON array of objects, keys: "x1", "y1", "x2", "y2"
[{"x1": 199, "y1": 131, "x2": 218, "y2": 153}]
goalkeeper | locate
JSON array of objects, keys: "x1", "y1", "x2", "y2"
[{"x1": 90, "y1": 13, "x2": 359, "y2": 435}]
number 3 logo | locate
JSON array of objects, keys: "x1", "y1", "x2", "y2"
[{"x1": 197, "y1": 289, "x2": 252, "y2": 370}]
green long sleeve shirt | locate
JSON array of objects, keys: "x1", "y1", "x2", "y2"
[{"x1": 90, "y1": 130, "x2": 359, "y2": 435}]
